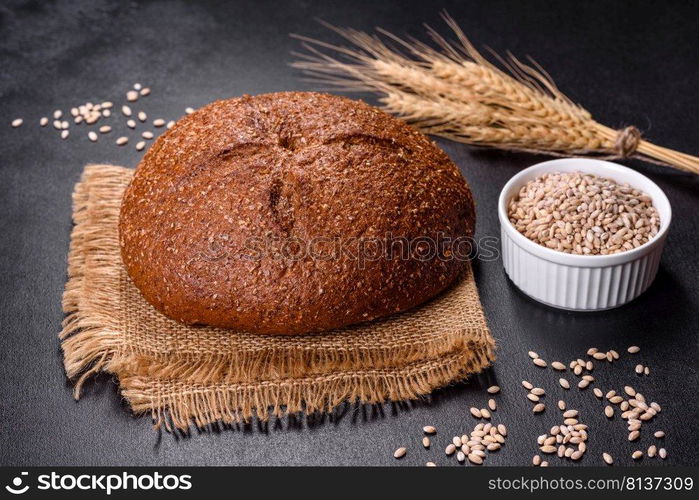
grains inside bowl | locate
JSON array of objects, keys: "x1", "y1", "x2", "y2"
[{"x1": 508, "y1": 171, "x2": 660, "y2": 255}]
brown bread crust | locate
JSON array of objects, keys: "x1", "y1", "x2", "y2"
[{"x1": 119, "y1": 92, "x2": 475, "y2": 334}]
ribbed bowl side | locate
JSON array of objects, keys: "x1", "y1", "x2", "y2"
[{"x1": 500, "y1": 227, "x2": 664, "y2": 311}]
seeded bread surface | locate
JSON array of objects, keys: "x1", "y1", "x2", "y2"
[{"x1": 119, "y1": 92, "x2": 475, "y2": 334}]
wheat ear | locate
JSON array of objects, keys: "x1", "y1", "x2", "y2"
[{"x1": 291, "y1": 14, "x2": 699, "y2": 174}]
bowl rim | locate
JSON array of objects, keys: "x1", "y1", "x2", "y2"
[{"x1": 497, "y1": 158, "x2": 672, "y2": 267}]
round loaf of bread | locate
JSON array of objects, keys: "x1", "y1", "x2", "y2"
[{"x1": 119, "y1": 92, "x2": 475, "y2": 334}]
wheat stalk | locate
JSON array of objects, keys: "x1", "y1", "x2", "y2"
[{"x1": 291, "y1": 14, "x2": 699, "y2": 174}]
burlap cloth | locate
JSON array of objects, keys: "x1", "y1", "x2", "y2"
[{"x1": 60, "y1": 165, "x2": 495, "y2": 430}]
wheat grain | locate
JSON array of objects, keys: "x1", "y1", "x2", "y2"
[{"x1": 508, "y1": 171, "x2": 660, "y2": 255}]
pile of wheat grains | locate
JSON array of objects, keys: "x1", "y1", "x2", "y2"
[{"x1": 508, "y1": 171, "x2": 660, "y2": 255}]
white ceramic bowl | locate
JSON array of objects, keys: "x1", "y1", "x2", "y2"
[{"x1": 498, "y1": 158, "x2": 671, "y2": 311}]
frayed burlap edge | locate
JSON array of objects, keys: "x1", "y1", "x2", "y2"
[
  {"x1": 122, "y1": 350, "x2": 491, "y2": 431},
  {"x1": 61, "y1": 165, "x2": 495, "y2": 430},
  {"x1": 61, "y1": 166, "x2": 128, "y2": 397}
]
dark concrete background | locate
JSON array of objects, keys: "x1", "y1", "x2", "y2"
[{"x1": 0, "y1": 0, "x2": 697, "y2": 466}]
